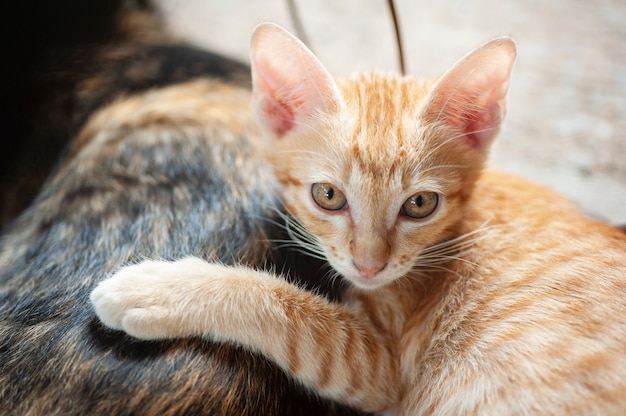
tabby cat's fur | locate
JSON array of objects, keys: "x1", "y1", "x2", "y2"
[
  {"x1": 0, "y1": 5, "x2": 362, "y2": 416},
  {"x1": 92, "y1": 23, "x2": 626, "y2": 415}
]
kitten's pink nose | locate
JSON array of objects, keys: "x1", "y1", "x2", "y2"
[{"x1": 354, "y1": 261, "x2": 386, "y2": 278}]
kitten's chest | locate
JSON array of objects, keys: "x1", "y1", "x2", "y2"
[{"x1": 394, "y1": 260, "x2": 482, "y2": 381}]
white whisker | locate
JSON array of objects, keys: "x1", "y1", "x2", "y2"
[
  {"x1": 417, "y1": 164, "x2": 469, "y2": 175},
  {"x1": 411, "y1": 264, "x2": 467, "y2": 280},
  {"x1": 412, "y1": 220, "x2": 500, "y2": 277},
  {"x1": 266, "y1": 205, "x2": 328, "y2": 263}
]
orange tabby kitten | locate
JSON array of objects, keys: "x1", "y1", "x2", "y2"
[{"x1": 91, "y1": 23, "x2": 626, "y2": 414}]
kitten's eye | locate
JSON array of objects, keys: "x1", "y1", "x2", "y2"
[
  {"x1": 311, "y1": 183, "x2": 347, "y2": 211},
  {"x1": 401, "y1": 192, "x2": 439, "y2": 219}
]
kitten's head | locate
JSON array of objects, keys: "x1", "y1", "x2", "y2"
[{"x1": 250, "y1": 22, "x2": 516, "y2": 290}]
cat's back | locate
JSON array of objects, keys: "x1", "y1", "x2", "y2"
[
  {"x1": 401, "y1": 169, "x2": 626, "y2": 415},
  {"x1": 473, "y1": 169, "x2": 626, "y2": 274}
]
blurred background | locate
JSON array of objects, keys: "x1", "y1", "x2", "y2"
[{"x1": 156, "y1": 0, "x2": 625, "y2": 224}]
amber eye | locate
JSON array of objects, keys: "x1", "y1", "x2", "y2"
[
  {"x1": 401, "y1": 192, "x2": 439, "y2": 219},
  {"x1": 311, "y1": 183, "x2": 347, "y2": 211}
]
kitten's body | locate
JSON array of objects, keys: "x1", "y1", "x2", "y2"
[
  {"x1": 0, "y1": 6, "x2": 362, "y2": 415},
  {"x1": 92, "y1": 23, "x2": 626, "y2": 414},
  {"x1": 395, "y1": 170, "x2": 626, "y2": 414}
]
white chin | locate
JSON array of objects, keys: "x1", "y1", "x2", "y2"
[
  {"x1": 328, "y1": 261, "x2": 399, "y2": 290},
  {"x1": 351, "y1": 277, "x2": 388, "y2": 290},
  {"x1": 339, "y1": 271, "x2": 390, "y2": 291}
]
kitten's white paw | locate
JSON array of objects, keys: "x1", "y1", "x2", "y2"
[
  {"x1": 90, "y1": 273, "x2": 131, "y2": 332},
  {"x1": 90, "y1": 258, "x2": 207, "y2": 340}
]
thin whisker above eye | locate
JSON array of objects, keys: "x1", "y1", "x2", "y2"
[
  {"x1": 411, "y1": 132, "x2": 466, "y2": 175},
  {"x1": 411, "y1": 123, "x2": 500, "y2": 176},
  {"x1": 417, "y1": 164, "x2": 469, "y2": 175}
]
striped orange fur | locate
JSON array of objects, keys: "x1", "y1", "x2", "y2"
[{"x1": 91, "y1": 23, "x2": 626, "y2": 414}]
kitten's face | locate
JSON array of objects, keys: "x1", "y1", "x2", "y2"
[
  {"x1": 250, "y1": 23, "x2": 516, "y2": 290},
  {"x1": 270, "y1": 74, "x2": 481, "y2": 289}
]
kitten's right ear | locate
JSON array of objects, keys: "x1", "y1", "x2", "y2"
[
  {"x1": 422, "y1": 37, "x2": 517, "y2": 151},
  {"x1": 250, "y1": 22, "x2": 341, "y2": 138}
]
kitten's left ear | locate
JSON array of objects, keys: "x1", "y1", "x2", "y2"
[
  {"x1": 250, "y1": 22, "x2": 341, "y2": 138},
  {"x1": 423, "y1": 37, "x2": 517, "y2": 150}
]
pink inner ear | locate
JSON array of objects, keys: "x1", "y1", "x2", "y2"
[
  {"x1": 252, "y1": 55, "x2": 300, "y2": 138},
  {"x1": 256, "y1": 94, "x2": 295, "y2": 137},
  {"x1": 250, "y1": 23, "x2": 340, "y2": 140},
  {"x1": 425, "y1": 37, "x2": 516, "y2": 151},
  {"x1": 431, "y1": 79, "x2": 508, "y2": 150},
  {"x1": 464, "y1": 99, "x2": 503, "y2": 149}
]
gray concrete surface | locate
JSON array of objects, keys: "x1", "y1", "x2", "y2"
[{"x1": 156, "y1": 0, "x2": 625, "y2": 224}]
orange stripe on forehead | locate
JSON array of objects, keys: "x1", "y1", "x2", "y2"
[
  {"x1": 338, "y1": 76, "x2": 411, "y2": 180},
  {"x1": 340, "y1": 73, "x2": 425, "y2": 152}
]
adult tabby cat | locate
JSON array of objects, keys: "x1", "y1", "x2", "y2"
[
  {"x1": 92, "y1": 22, "x2": 626, "y2": 415},
  {"x1": 0, "y1": 3, "x2": 363, "y2": 415}
]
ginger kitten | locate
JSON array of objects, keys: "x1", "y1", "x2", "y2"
[{"x1": 91, "y1": 23, "x2": 626, "y2": 414}]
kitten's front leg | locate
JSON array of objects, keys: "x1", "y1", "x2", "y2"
[
  {"x1": 90, "y1": 257, "x2": 288, "y2": 342},
  {"x1": 90, "y1": 256, "x2": 399, "y2": 413},
  {"x1": 91, "y1": 258, "x2": 201, "y2": 339}
]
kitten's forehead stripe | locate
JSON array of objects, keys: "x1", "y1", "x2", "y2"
[
  {"x1": 343, "y1": 73, "x2": 408, "y2": 149},
  {"x1": 338, "y1": 73, "x2": 429, "y2": 184}
]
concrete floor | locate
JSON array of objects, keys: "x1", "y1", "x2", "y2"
[{"x1": 156, "y1": 0, "x2": 625, "y2": 224}]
